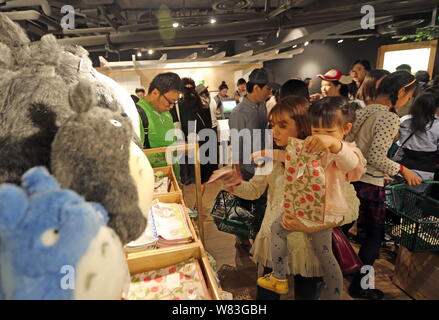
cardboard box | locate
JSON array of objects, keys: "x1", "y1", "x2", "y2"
[{"x1": 392, "y1": 245, "x2": 439, "y2": 300}]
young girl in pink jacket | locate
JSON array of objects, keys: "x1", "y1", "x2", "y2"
[{"x1": 257, "y1": 97, "x2": 367, "y2": 299}]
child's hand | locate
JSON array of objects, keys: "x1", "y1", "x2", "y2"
[
  {"x1": 304, "y1": 134, "x2": 342, "y2": 154},
  {"x1": 280, "y1": 213, "x2": 310, "y2": 232}
]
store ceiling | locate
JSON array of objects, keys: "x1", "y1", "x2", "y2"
[{"x1": 0, "y1": 0, "x2": 437, "y2": 59}]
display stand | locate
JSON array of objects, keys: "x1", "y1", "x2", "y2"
[
  {"x1": 143, "y1": 143, "x2": 203, "y2": 241},
  {"x1": 124, "y1": 144, "x2": 221, "y2": 300}
]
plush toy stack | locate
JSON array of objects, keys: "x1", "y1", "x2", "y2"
[{"x1": 0, "y1": 13, "x2": 155, "y2": 299}]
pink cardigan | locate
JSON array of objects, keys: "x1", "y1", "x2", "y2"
[{"x1": 319, "y1": 141, "x2": 366, "y2": 224}]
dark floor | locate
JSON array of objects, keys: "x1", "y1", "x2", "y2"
[{"x1": 182, "y1": 182, "x2": 412, "y2": 300}]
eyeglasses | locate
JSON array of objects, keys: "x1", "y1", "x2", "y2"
[{"x1": 161, "y1": 94, "x2": 178, "y2": 106}]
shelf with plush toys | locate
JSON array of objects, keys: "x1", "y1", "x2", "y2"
[{"x1": 123, "y1": 143, "x2": 221, "y2": 300}]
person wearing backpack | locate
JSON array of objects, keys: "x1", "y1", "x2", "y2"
[{"x1": 136, "y1": 73, "x2": 183, "y2": 180}]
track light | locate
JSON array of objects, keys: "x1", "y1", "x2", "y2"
[
  {"x1": 292, "y1": 44, "x2": 298, "y2": 49},
  {"x1": 304, "y1": 41, "x2": 309, "y2": 46},
  {"x1": 137, "y1": 50, "x2": 142, "y2": 57},
  {"x1": 337, "y1": 39, "x2": 344, "y2": 43},
  {"x1": 148, "y1": 49, "x2": 154, "y2": 55},
  {"x1": 210, "y1": 18, "x2": 216, "y2": 24},
  {"x1": 172, "y1": 22, "x2": 179, "y2": 28}
]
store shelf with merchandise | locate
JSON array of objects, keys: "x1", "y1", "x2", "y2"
[{"x1": 124, "y1": 144, "x2": 221, "y2": 300}]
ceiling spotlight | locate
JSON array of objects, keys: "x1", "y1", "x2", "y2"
[
  {"x1": 292, "y1": 44, "x2": 298, "y2": 49},
  {"x1": 337, "y1": 39, "x2": 344, "y2": 43},
  {"x1": 137, "y1": 50, "x2": 142, "y2": 57},
  {"x1": 358, "y1": 37, "x2": 368, "y2": 41},
  {"x1": 304, "y1": 41, "x2": 309, "y2": 46},
  {"x1": 172, "y1": 22, "x2": 179, "y2": 28},
  {"x1": 148, "y1": 49, "x2": 154, "y2": 55},
  {"x1": 210, "y1": 18, "x2": 216, "y2": 24}
]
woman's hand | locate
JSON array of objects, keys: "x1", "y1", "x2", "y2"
[
  {"x1": 210, "y1": 167, "x2": 243, "y2": 189},
  {"x1": 280, "y1": 213, "x2": 311, "y2": 233},
  {"x1": 310, "y1": 93, "x2": 323, "y2": 101},
  {"x1": 304, "y1": 135, "x2": 342, "y2": 153},
  {"x1": 250, "y1": 149, "x2": 286, "y2": 164},
  {"x1": 401, "y1": 167, "x2": 422, "y2": 186}
]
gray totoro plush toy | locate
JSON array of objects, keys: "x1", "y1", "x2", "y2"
[
  {"x1": 0, "y1": 13, "x2": 154, "y2": 245},
  {"x1": 51, "y1": 79, "x2": 153, "y2": 245}
]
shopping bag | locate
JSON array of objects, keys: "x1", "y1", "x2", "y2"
[{"x1": 332, "y1": 227, "x2": 363, "y2": 275}]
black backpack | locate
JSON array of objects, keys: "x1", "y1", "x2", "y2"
[{"x1": 136, "y1": 105, "x2": 150, "y2": 149}]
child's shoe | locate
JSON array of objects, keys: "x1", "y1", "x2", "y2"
[{"x1": 257, "y1": 273, "x2": 289, "y2": 294}]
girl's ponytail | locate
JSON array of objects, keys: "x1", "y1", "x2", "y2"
[{"x1": 377, "y1": 71, "x2": 417, "y2": 106}]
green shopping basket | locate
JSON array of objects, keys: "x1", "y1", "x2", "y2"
[
  {"x1": 210, "y1": 190, "x2": 262, "y2": 240},
  {"x1": 385, "y1": 180, "x2": 439, "y2": 252}
]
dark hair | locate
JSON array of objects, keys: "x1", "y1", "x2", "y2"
[
  {"x1": 269, "y1": 96, "x2": 311, "y2": 139},
  {"x1": 182, "y1": 77, "x2": 196, "y2": 88},
  {"x1": 280, "y1": 79, "x2": 310, "y2": 100},
  {"x1": 356, "y1": 69, "x2": 391, "y2": 103},
  {"x1": 182, "y1": 77, "x2": 202, "y2": 108},
  {"x1": 237, "y1": 78, "x2": 246, "y2": 86},
  {"x1": 135, "y1": 88, "x2": 145, "y2": 94},
  {"x1": 148, "y1": 72, "x2": 183, "y2": 94},
  {"x1": 377, "y1": 71, "x2": 418, "y2": 106},
  {"x1": 350, "y1": 60, "x2": 371, "y2": 72},
  {"x1": 218, "y1": 81, "x2": 228, "y2": 91},
  {"x1": 396, "y1": 64, "x2": 412, "y2": 72},
  {"x1": 309, "y1": 96, "x2": 356, "y2": 128},
  {"x1": 322, "y1": 79, "x2": 349, "y2": 98},
  {"x1": 415, "y1": 70, "x2": 430, "y2": 83},
  {"x1": 409, "y1": 93, "x2": 439, "y2": 133},
  {"x1": 246, "y1": 82, "x2": 265, "y2": 93}
]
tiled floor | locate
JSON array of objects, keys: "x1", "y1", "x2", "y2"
[{"x1": 182, "y1": 182, "x2": 412, "y2": 300}]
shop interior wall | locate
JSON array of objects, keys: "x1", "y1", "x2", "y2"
[
  {"x1": 97, "y1": 64, "x2": 262, "y2": 96},
  {"x1": 263, "y1": 37, "x2": 435, "y2": 95}
]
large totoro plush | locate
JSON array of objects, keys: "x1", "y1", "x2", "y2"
[{"x1": 51, "y1": 79, "x2": 153, "y2": 244}]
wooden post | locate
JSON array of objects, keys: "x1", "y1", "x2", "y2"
[{"x1": 194, "y1": 142, "x2": 204, "y2": 242}]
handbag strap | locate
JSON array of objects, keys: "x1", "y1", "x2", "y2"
[{"x1": 398, "y1": 130, "x2": 416, "y2": 149}]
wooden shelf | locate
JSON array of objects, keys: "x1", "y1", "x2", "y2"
[
  {"x1": 125, "y1": 166, "x2": 221, "y2": 299},
  {"x1": 153, "y1": 165, "x2": 182, "y2": 196}
]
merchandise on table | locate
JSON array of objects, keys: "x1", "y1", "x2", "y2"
[
  {"x1": 151, "y1": 200, "x2": 194, "y2": 247},
  {"x1": 128, "y1": 258, "x2": 212, "y2": 300},
  {"x1": 154, "y1": 170, "x2": 170, "y2": 194},
  {"x1": 125, "y1": 209, "x2": 159, "y2": 252}
]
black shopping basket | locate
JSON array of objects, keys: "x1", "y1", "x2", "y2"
[
  {"x1": 210, "y1": 190, "x2": 264, "y2": 240},
  {"x1": 384, "y1": 180, "x2": 439, "y2": 252}
]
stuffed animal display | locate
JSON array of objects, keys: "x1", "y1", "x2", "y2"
[
  {"x1": 51, "y1": 79, "x2": 153, "y2": 244},
  {"x1": 0, "y1": 13, "x2": 154, "y2": 244},
  {"x1": 0, "y1": 167, "x2": 130, "y2": 300}
]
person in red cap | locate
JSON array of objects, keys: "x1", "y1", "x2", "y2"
[{"x1": 310, "y1": 69, "x2": 352, "y2": 101}]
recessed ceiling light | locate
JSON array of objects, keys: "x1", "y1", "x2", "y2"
[
  {"x1": 292, "y1": 44, "x2": 298, "y2": 48},
  {"x1": 137, "y1": 50, "x2": 142, "y2": 57},
  {"x1": 337, "y1": 39, "x2": 344, "y2": 43},
  {"x1": 210, "y1": 18, "x2": 216, "y2": 24},
  {"x1": 148, "y1": 49, "x2": 153, "y2": 55},
  {"x1": 304, "y1": 41, "x2": 309, "y2": 46},
  {"x1": 172, "y1": 22, "x2": 179, "y2": 28}
]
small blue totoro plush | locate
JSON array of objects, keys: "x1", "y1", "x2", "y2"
[{"x1": 0, "y1": 167, "x2": 130, "y2": 300}]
